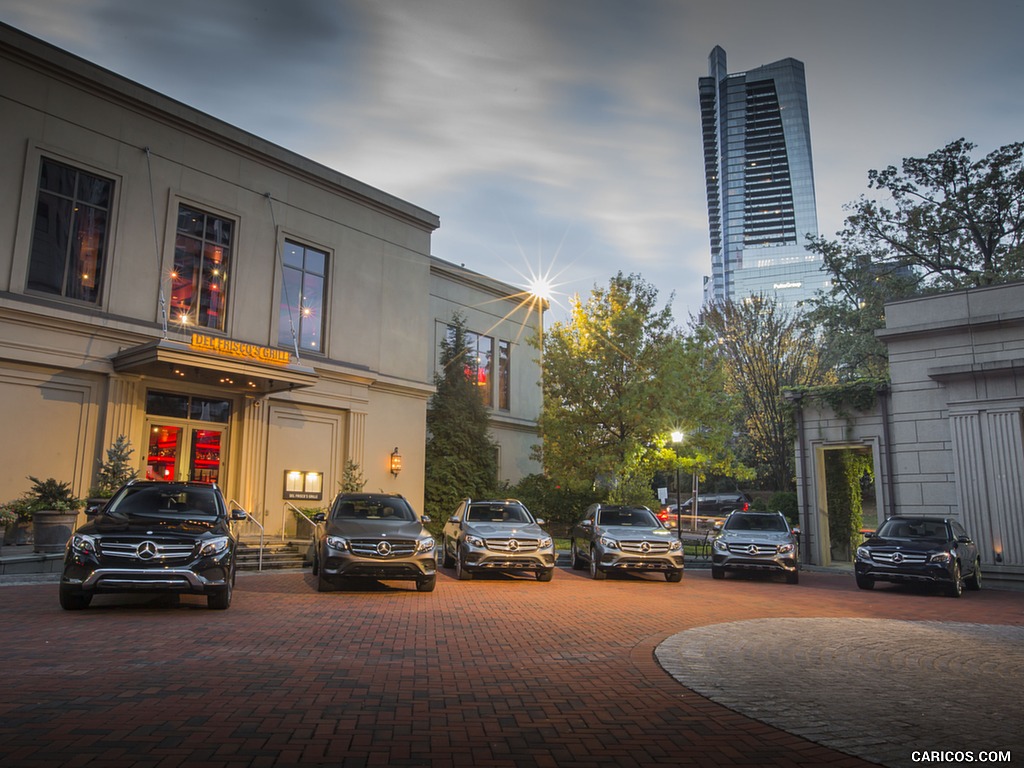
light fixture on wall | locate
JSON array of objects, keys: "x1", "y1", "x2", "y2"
[{"x1": 389, "y1": 447, "x2": 402, "y2": 477}]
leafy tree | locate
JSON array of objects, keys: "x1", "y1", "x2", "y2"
[
  {"x1": 537, "y1": 272, "x2": 745, "y2": 506},
  {"x1": 424, "y1": 312, "x2": 498, "y2": 525},
  {"x1": 806, "y1": 138, "x2": 1024, "y2": 377},
  {"x1": 698, "y1": 295, "x2": 833, "y2": 491}
]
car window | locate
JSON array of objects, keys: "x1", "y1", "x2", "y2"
[
  {"x1": 467, "y1": 505, "x2": 528, "y2": 523},
  {"x1": 878, "y1": 519, "x2": 944, "y2": 539},
  {"x1": 598, "y1": 508, "x2": 656, "y2": 526}
]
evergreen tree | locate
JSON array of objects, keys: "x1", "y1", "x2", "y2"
[{"x1": 424, "y1": 313, "x2": 498, "y2": 524}]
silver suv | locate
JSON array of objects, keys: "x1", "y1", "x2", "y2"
[
  {"x1": 710, "y1": 510, "x2": 799, "y2": 584},
  {"x1": 441, "y1": 498, "x2": 555, "y2": 581},
  {"x1": 570, "y1": 503, "x2": 684, "y2": 582},
  {"x1": 312, "y1": 493, "x2": 437, "y2": 592}
]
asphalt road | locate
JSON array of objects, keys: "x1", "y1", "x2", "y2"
[{"x1": 1, "y1": 566, "x2": 1021, "y2": 767}]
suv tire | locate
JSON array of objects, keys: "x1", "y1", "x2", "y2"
[
  {"x1": 665, "y1": 570, "x2": 683, "y2": 583},
  {"x1": 207, "y1": 581, "x2": 232, "y2": 610},
  {"x1": 589, "y1": 547, "x2": 606, "y2": 580},
  {"x1": 416, "y1": 574, "x2": 436, "y2": 592},
  {"x1": 59, "y1": 588, "x2": 91, "y2": 611},
  {"x1": 456, "y1": 551, "x2": 473, "y2": 581},
  {"x1": 537, "y1": 568, "x2": 554, "y2": 582},
  {"x1": 711, "y1": 565, "x2": 725, "y2": 580},
  {"x1": 441, "y1": 540, "x2": 455, "y2": 568},
  {"x1": 785, "y1": 570, "x2": 799, "y2": 585},
  {"x1": 570, "y1": 540, "x2": 585, "y2": 570}
]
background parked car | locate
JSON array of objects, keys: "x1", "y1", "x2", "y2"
[
  {"x1": 855, "y1": 515, "x2": 981, "y2": 597},
  {"x1": 441, "y1": 498, "x2": 555, "y2": 581},
  {"x1": 658, "y1": 492, "x2": 752, "y2": 529},
  {"x1": 570, "y1": 503, "x2": 683, "y2": 582},
  {"x1": 311, "y1": 493, "x2": 437, "y2": 592},
  {"x1": 59, "y1": 480, "x2": 246, "y2": 610},
  {"x1": 710, "y1": 510, "x2": 799, "y2": 584}
]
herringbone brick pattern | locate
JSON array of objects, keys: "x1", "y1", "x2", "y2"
[{"x1": 0, "y1": 567, "x2": 1020, "y2": 766}]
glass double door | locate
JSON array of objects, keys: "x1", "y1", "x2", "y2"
[
  {"x1": 146, "y1": 422, "x2": 225, "y2": 484},
  {"x1": 144, "y1": 391, "x2": 231, "y2": 486}
]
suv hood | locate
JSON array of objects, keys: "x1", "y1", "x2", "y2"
[
  {"x1": 719, "y1": 530, "x2": 792, "y2": 544},
  {"x1": 80, "y1": 515, "x2": 225, "y2": 537},
  {"x1": 863, "y1": 534, "x2": 947, "y2": 552},
  {"x1": 325, "y1": 518, "x2": 426, "y2": 538},
  {"x1": 598, "y1": 525, "x2": 673, "y2": 539},
  {"x1": 463, "y1": 522, "x2": 546, "y2": 538}
]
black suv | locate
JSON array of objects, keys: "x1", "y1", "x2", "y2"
[{"x1": 59, "y1": 480, "x2": 247, "y2": 610}]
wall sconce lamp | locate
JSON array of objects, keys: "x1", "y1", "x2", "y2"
[{"x1": 389, "y1": 447, "x2": 402, "y2": 477}]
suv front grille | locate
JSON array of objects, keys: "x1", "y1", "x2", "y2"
[
  {"x1": 100, "y1": 539, "x2": 196, "y2": 562},
  {"x1": 870, "y1": 550, "x2": 928, "y2": 564},
  {"x1": 349, "y1": 538, "x2": 418, "y2": 558},
  {"x1": 484, "y1": 538, "x2": 540, "y2": 553},
  {"x1": 725, "y1": 542, "x2": 779, "y2": 556},
  {"x1": 620, "y1": 540, "x2": 672, "y2": 554}
]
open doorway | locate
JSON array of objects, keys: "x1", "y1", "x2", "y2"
[{"x1": 822, "y1": 446, "x2": 875, "y2": 562}]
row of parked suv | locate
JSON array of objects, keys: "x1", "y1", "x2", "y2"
[{"x1": 58, "y1": 483, "x2": 799, "y2": 609}]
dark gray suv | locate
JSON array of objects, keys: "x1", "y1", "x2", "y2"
[
  {"x1": 312, "y1": 493, "x2": 437, "y2": 592},
  {"x1": 710, "y1": 510, "x2": 799, "y2": 583}
]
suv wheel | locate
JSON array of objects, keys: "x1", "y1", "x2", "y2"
[
  {"x1": 317, "y1": 567, "x2": 334, "y2": 592},
  {"x1": 456, "y1": 551, "x2": 473, "y2": 581},
  {"x1": 207, "y1": 581, "x2": 232, "y2": 610},
  {"x1": 785, "y1": 569, "x2": 799, "y2": 585},
  {"x1": 441, "y1": 539, "x2": 455, "y2": 568},
  {"x1": 570, "y1": 540, "x2": 585, "y2": 570},
  {"x1": 59, "y1": 587, "x2": 91, "y2": 611},
  {"x1": 711, "y1": 565, "x2": 725, "y2": 580},
  {"x1": 589, "y1": 548, "x2": 606, "y2": 580},
  {"x1": 537, "y1": 568, "x2": 554, "y2": 582},
  {"x1": 855, "y1": 573, "x2": 874, "y2": 590},
  {"x1": 416, "y1": 574, "x2": 436, "y2": 592},
  {"x1": 946, "y1": 562, "x2": 964, "y2": 598},
  {"x1": 965, "y1": 558, "x2": 982, "y2": 591},
  {"x1": 665, "y1": 570, "x2": 683, "y2": 583}
]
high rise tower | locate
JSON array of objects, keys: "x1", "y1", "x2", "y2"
[{"x1": 699, "y1": 46, "x2": 827, "y2": 308}]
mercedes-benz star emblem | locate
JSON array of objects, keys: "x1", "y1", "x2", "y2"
[
  {"x1": 892, "y1": 551, "x2": 904, "y2": 563},
  {"x1": 639, "y1": 541, "x2": 651, "y2": 553},
  {"x1": 508, "y1": 539, "x2": 520, "y2": 551},
  {"x1": 376, "y1": 541, "x2": 393, "y2": 556},
  {"x1": 136, "y1": 541, "x2": 158, "y2": 560},
  {"x1": 747, "y1": 544, "x2": 759, "y2": 555}
]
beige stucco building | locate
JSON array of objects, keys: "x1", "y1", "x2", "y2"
[
  {"x1": 0, "y1": 24, "x2": 541, "y2": 537},
  {"x1": 791, "y1": 281, "x2": 1024, "y2": 585}
]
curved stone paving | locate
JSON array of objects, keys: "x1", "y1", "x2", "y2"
[{"x1": 656, "y1": 618, "x2": 1024, "y2": 768}]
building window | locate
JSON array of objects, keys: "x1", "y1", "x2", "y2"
[
  {"x1": 27, "y1": 158, "x2": 113, "y2": 303},
  {"x1": 498, "y1": 340, "x2": 511, "y2": 411},
  {"x1": 172, "y1": 204, "x2": 233, "y2": 331},
  {"x1": 466, "y1": 331, "x2": 494, "y2": 408},
  {"x1": 278, "y1": 240, "x2": 327, "y2": 352}
]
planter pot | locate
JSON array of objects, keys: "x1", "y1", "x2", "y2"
[
  {"x1": 32, "y1": 509, "x2": 80, "y2": 553},
  {"x1": 3, "y1": 520, "x2": 33, "y2": 546}
]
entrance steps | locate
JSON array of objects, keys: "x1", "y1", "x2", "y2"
[{"x1": 236, "y1": 539, "x2": 309, "y2": 571}]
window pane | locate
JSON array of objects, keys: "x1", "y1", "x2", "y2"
[
  {"x1": 172, "y1": 236, "x2": 200, "y2": 324},
  {"x1": 173, "y1": 204, "x2": 232, "y2": 332},
  {"x1": 280, "y1": 240, "x2": 327, "y2": 353},
  {"x1": 279, "y1": 265, "x2": 302, "y2": 347},
  {"x1": 283, "y1": 241, "x2": 303, "y2": 269},
  {"x1": 28, "y1": 159, "x2": 112, "y2": 304},
  {"x1": 498, "y1": 340, "x2": 510, "y2": 411},
  {"x1": 299, "y1": 271, "x2": 324, "y2": 350},
  {"x1": 146, "y1": 391, "x2": 190, "y2": 419},
  {"x1": 191, "y1": 397, "x2": 231, "y2": 423}
]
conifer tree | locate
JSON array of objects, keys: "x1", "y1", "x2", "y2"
[{"x1": 424, "y1": 312, "x2": 498, "y2": 524}]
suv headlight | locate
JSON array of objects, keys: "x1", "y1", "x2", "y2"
[
  {"x1": 778, "y1": 543, "x2": 795, "y2": 555},
  {"x1": 928, "y1": 551, "x2": 952, "y2": 564},
  {"x1": 712, "y1": 538, "x2": 728, "y2": 552},
  {"x1": 70, "y1": 533, "x2": 97, "y2": 556},
  {"x1": 856, "y1": 546, "x2": 871, "y2": 561},
  {"x1": 464, "y1": 534, "x2": 485, "y2": 548},
  {"x1": 325, "y1": 535, "x2": 350, "y2": 551},
  {"x1": 599, "y1": 536, "x2": 620, "y2": 550},
  {"x1": 539, "y1": 537, "x2": 553, "y2": 549},
  {"x1": 668, "y1": 539, "x2": 682, "y2": 552},
  {"x1": 416, "y1": 537, "x2": 435, "y2": 553},
  {"x1": 199, "y1": 536, "x2": 230, "y2": 557}
]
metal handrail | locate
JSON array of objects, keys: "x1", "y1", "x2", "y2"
[
  {"x1": 285, "y1": 501, "x2": 320, "y2": 543},
  {"x1": 230, "y1": 498, "x2": 264, "y2": 571}
]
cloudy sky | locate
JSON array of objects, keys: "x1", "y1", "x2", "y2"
[{"x1": 2, "y1": 0, "x2": 1022, "y2": 323}]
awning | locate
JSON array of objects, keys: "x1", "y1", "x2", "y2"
[{"x1": 112, "y1": 337, "x2": 318, "y2": 394}]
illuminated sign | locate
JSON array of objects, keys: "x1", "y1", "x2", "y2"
[
  {"x1": 283, "y1": 470, "x2": 323, "y2": 500},
  {"x1": 773, "y1": 282, "x2": 803, "y2": 290},
  {"x1": 191, "y1": 334, "x2": 291, "y2": 365}
]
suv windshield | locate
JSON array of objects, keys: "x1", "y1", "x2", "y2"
[
  {"x1": 331, "y1": 498, "x2": 415, "y2": 521},
  {"x1": 467, "y1": 504, "x2": 530, "y2": 523},
  {"x1": 597, "y1": 508, "x2": 658, "y2": 527},
  {"x1": 724, "y1": 513, "x2": 789, "y2": 532},
  {"x1": 107, "y1": 485, "x2": 221, "y2": 520},
  {"x1": 877, "y1": 519, "x2": 947, "y2": 539}
]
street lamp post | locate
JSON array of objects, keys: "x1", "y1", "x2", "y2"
[{"x1": 671, "y1": 430, "x2": 684, "y2": 542}]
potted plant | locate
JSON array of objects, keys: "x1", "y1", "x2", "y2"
[
  {"x1": 0, "y1": 503, "x2": 16, "y2": 551},
  {"x1": 27, "y1": 475, "x2": 83, "y2": 554},
  {"x1": 87, "y1": 434, "x2": 138, "y2": 511},
  {"x1": 1, "y1": 496, "x2": 37, "y2": 546}
]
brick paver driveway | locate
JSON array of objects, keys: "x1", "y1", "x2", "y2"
[{"x1": 1, "y1": 566, "x2": 1021, "y2": 767}]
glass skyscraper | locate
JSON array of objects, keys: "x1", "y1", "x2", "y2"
[{"x1": 699, "y1": 46, "x2": 828, "y2": 309}]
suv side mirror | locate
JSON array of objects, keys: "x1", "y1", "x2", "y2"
[
  {"x1": 230, "y1": 509, "x2": 248, "y2": 521},
  {"x1": 313, "y1": 512, "x2": 326, "y2": 523},
  {"x1": 535, "y1": 518, "x2": 546, "y2": 526},
  {"x1": 421, "y1": 515, "x2": 432, "y2": 524}
]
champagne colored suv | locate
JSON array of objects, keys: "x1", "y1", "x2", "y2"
[
  {"x1": 441, "y1": 498, "x2": 555, "y2": 581},
  {"x1": 570, "y1": 503, "x2": 684, "y2": 582},
  {"x1": 710, "y1": 510, "x2": 799, "y2": 584}
]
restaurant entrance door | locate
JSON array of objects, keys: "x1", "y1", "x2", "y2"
[{"x1": 144, "y1": 391, "x2": 231, "y2": 487}]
